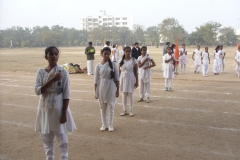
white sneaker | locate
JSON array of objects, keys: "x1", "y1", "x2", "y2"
[
  {"x1": 120, "y1": 112, "x2": 128, "y2": 116},
  {"x1": 146, "y1": 97, "x2": 150, "y2": 103},
  {"x1": 129, "y1": 112, "x2": 134, "y2": 117},
  {"x1": 100, "y1": 125, "x2": 106, "y2": 131},
  {"x1": 137, "y1": 98, "x2": 143, "y2": 102},
  {"x1": 108, "y1": 126, "x2": 114, "y2": 132}
]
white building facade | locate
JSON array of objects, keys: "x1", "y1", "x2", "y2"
[{"x1": 81, "y1": 11, "x2": 133, "y2": 31}]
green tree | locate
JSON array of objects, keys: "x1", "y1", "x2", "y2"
[
  {"x1": 145, "y1": 26, "x2": 159, "y2": 46},
  {"x1": 218, "y1": 27, "x2": 237, "y2": 46}
]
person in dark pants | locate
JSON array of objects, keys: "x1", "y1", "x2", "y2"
[
  {"x1": 131, "y1": 42, "x2": 141, "y2": 60},
  {"x1": 85, "y1": 42, "x2": 95, "y2": 75}
]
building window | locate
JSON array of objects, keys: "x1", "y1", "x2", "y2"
[
  {"x1": 108, "y1": 23, "x2": 112, "y2": 25},
  {"x1": 88, "y1": 18, "x2": 92, "y2": 21},
  {"x1": 99, "y1": 21, "x2": 102, "y2": 23},
  {"x1": 103, "y1": 18, "x2": 107, "y2": 21},
  {"x1": 115, "y1": 18, "x2": 120, "y2": 21},
  {"x1": 103, "y1": 23, "x2": 107, "y2": 26},
  {"x1": 123, "y1": 22, "x2": 127, "y2": 25},
  {"x1": 123, "y1": 17, "x2": 127, "y2": 20},
  {"x1": 99, "y1": 16, "x2": 102, "y2": 18},
  {"x1": 116, "y1": 22, "x2": 119, "y2": 25},
  {"x1": 108, "y1": 18, "x2": 112, "y2": 20}
]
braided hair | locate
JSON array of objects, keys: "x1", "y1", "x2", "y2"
[{"x1": 120, "y1": 46, "x2": 131, "y2": 67}]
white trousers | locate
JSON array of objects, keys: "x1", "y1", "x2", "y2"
[
  {"x1": 139, "y1": 82, "x2": 150, "y2": 99},
  {"x1": 165, "y1": 78, "x2": 172, "y2": 88},
  {"x1": 122, "y1": 92, "x2": 134, "y2": 112},
  {"x1": 87, "y1": 60, "x2": 94, "y2": 75},
  {"x1": 194, "y1": 64, "x2": 201, "y2": 72},
  {"x1": 99, "y1": 102, "x2": 115, "y2": 127},
  {"x1": 202, "y1": 64, "x2": 209, "y2": 75},
  {"x1": 236, "y1": 65, "x2": 240, "y2": 77},
  {"x1": 40, "y1": 131, "x2": 68, "y2": 160},
  {"x1": 180, "y1": 64, "x2": 186, "y2": 73},
  {"x1": 213, "y1": 59, "x2": 220, "y2": 73}
]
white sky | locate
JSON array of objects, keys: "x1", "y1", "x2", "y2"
[{"x1": 0, "y1": 0, "x2": 239, "y2": 33}]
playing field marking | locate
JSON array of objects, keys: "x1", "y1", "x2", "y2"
[
  {"x1": 1, "y1": 119, "x2": 239, "y2": 158},
  {"x1": 2, "y1": 102, "x2": 240, "y2": 133}
]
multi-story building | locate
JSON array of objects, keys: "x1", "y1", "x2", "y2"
[{"x1": 81, "y1": 11, "x2": 133, "y2": 31}]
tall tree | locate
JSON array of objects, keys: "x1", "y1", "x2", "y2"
[
  {"x1": 145, "y1": 26, "x2": 159, "y2": 46},
  {"x1": 218, "y1": 27, "x2": 237, "y2": 45}
]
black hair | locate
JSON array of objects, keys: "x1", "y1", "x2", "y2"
[
  {"x1": 182, "y1": 44, "x2": 186, "y2": 46},
  {"x1": 140, "y1": 46, "x2": 147, "y2": 51},
  {"x1": 166, "y1": 42, "x2": 170, "y2": 45},
  {"x1": 197, "y1": 45, "x2": 200, "y2": 47},
  {"x1": 106, "y1": 41, "x2": 110, "y2": 45},
  {"x1": 112, "y1": 44, "x2": 116, "y2": 48},
  {"x1": 205, "y1": 47, "x2": 208, "y2": 50},
  {"x1": 215, "y1": 45, "x2": 220, "y2": 52},
  {"x1": 45, "y1": 46, "x2": 59, "y2": 59},
  {"x1": 135, "y1": 42, "x2": 139, "y2": 45},
  {"x1": 101, "y1": 47, "x2": 114, "y2": 79},
  {"x1": 170, "y1": 44, "x2": 176, "y2": 53},
  {"x1": 167, "y1": 46, "x2": 171, "y2": 53},
  {"x1": 88, "y1": 42, "x2": 92, "y2": 45},
  {"x1": 120, "y1": 46, "x2": 131, "y2": 67},
  {"x1": 220, "y1": 45, "x2": 223, "y2": 48}
]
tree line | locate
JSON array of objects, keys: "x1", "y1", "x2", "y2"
[{"x1": 0, "y1": 18, "x2": 238, "y2": 48}]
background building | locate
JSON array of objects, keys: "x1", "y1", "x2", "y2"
[{"x1": 81, "y1": 11, "x2": 133, "y2": 31}]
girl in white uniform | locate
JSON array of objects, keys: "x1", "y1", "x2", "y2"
[
  {"x1": 235, "y1": 46, "x2": 240, "y2": 78},
  {"x1": 95, "y1": 47, "x2": 120, "y2": 132},
  {"x1": 111, "y1": 44, "x2": 119, "y2": 62},
  {"x1": 192, "y1": 45, "x2": 202, "y2": 73},
  {"x1": 220, "y1": 45, "x2": 226, "y2": 72},
  {"x1": 137, "y1": 46, "x2": 156, "y2": 103},
  {"x1": 35, "y1": 46, "x2": 76, "y2": 160},
  {"x1": 213, "y1": 45, "x2": 222, "y2": 75},
  {"x1": 118, "y1": 46, "x2": 138, "y2": 116},
  {"x1": 163, "y1": 47, "x2": 175, "y2": 91},
  {"x1": 201, "y1": 47, "x2": 210, "y2": 77},
  {"x1": 179, "y1": 44, "x2": 188, "y2": 74}
]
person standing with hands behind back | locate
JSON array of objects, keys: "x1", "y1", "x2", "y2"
[
  {"x1": 85, "y1": 42, "x2": 95, "y2": 75},
  {"x1": 94, "y1": 47, "x2": 120, "y2": 132},
  {"x1": 163, "y1": 47, "x2": 175, "y2": 91},
  {"x1": 35, "y1": 46, "x2": 77, "y2": 160},
  {"x1": 137, "y1": 46, "x2": 156, "y2": 103}
]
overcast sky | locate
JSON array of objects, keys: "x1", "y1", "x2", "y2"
[{"x1": 0, "y1": 0, "x2": 239, "y2": 33}]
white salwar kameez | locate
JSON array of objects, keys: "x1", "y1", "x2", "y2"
[
  {"x1": 213, "y1": 50, "x2": 222, "y2": 74},
  {"x1": 163, "y1": 54, "x2": 175, "y2": 88},
  {"x1": 87, "y1": 60, "x2": 94, "y2": 75},
  {"x1": 94, "y1": 62, "x2": 119, "y2": 128},
  {"x1": 202, "y1": 52, "x2": 210, "y2": 76},
  {"x1": 119, "y1": 58, "x2": 137, "y2": 113},
  {"x1": 193, "y1": 49, "x2": 202, "y2": 73},
  {"x1": 138, "y1": 55, "x2": 152, "y2": 99},
  {"x1": 179, "y1": 48, "x2": 188, "y2": 74},
  {"x1": 235, "y1": 51, "x2": 240, "y2": 77},
  {"x1": 35, "y1": 66, "x2": 76, "y2": 160}
]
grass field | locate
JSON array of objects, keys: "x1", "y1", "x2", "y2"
[{"x1": 0, "y1": 46, "x2": 239, "y2": 160}]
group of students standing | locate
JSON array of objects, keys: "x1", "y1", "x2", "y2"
[{"x1": 34, "y1": 43, "x2": 240, "y2": 159}]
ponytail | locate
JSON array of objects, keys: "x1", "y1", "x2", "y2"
[
  {"x1": 108, "y1": 58, "x2": 115, "y2": 79},
  {"x1": 120, "y1": 54, "x2": 125, "y2": 67}
]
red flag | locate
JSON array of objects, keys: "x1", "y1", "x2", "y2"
[{"x1": 175, "y1": 37, "x2": 180, "y2": 68}]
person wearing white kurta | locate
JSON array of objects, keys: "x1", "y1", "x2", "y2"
[
  {"x1": 235, "y1": 48, "x2": 240, "y2": 78},
  {"x1": 35, "y1": 46, "x2": 76, "y2": 160},
  {"x1": 179, "y1": 44, "x2": 188, "y2": 74},
  {"x1": 95, "y1": 47, "x2": 119, "y2": 132},
  {"x1": 220, "y1": 45, "x2": 226, "y2": 73},
  {"x1": 111, "y1": 44, "x2": 119, "y2": 62},
  {"x1": 119, "y1": 47, "x2": 138, "y2": 116},
  {"x1": 192, "y1": 46, "x2": 202, "y2": 73},
  {"x1": 201, "y1": 47, "x2": 210, "y2": 77},
  {"x1": 163, "y1": 47, "x2": 175, "y2": 91},
  {"x1": 213, "y1": 45, "x2": 222, "y2": 75},
  {"x1": 137, "y1": 46, "x2": 156, "y2": 103}
]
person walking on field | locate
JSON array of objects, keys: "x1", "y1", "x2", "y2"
[
  {"x1": 94, "y1": 47, "x2": 120, "y2": 132},
  {"x1": 220, "y1": 45, "x2": 226, "y2": 72},
  {"x1": 163, "y1": 47, "x2": 175, "y2": 91},
  {"x1": 137, "y1": 46, "x2": 156, "y2": 103},
  {"x1": 213, "y1": 45, "x2": 222, "y2": 75},
  {"x1": 131, "y1": 42, "x2": 141, "y2": 60},
  {"x1": 85, "y1": 42, "x2": 95, "y2": 75},
  {"x1": 201, "y1": 47, "x2": 210, "y2": 77},
  {"x1": 179, "y1": 44, "x2": 188, "y2": 74},
  {"x1": 118, "y1": 46, "x2": 138, "y2": 117},
  {"x1": 235, "y1": 45, "x2": 240, "y2": 78},
  {"x1": 35, "y1": 46, "x2": 76, "y2": 160},
  {"x1": 111, "y1": 43, "x2": 119, "y2": 62},
  {"x1": 192, "y1": 45, "x2": 202, "y2": 74}
]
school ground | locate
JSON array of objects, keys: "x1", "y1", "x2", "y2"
[{"x1": 0, "y1": 46, "x2": 239, "y2": 160}]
